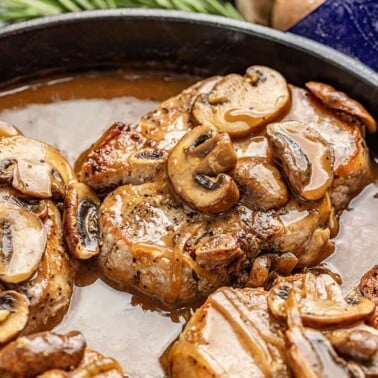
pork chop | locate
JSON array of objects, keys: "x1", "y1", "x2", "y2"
[
  {"x1": 168, "y1": 273, "x2": 378, "y2": 377},
  {"x1": 99, "y1": 174, "x2": 333, "y2": 306},
  {"x1": 76, "y1": 77, "x2": 221, "y2": 193}
]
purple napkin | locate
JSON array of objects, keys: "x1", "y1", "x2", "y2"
[{"x1": 289, "y1": 0, "x2": 378, "y2": 72}]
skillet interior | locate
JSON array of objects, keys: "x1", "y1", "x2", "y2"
[{"x1": 0, "y1": 10, "x2": 377, "y2": 376}]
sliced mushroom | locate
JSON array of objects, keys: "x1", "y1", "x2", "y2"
[
  {"x1": 167, "y1": 125, "x2": 239, "y2": 213},
  {"x1": 0, "y1": 121, "x2": 23, "y2": 138},
  {"x1": 0, "y1": 187, "x2": 48, "y2": 220},
  {"x1": 324, "y1": 326, "x2": 378, "y2": 363},
  {"x1": 194, "y1": 233, "x2": 244, "y2": 269},
  {"x1": 267, "y1": 121, "x2": 334, "y2": 200},
  {"x1": 0, "y1": 331, "x2": 86, "y2": 378},
  {"x1": 0, "y1": 202, "x2": 47, "y2": 284},
  {"x1": 14, "y1": 200, "x2": 74, "y2": 334},
  {"x1": 246, "y1": 252, "x2": 298, "y2": 288},
  {"x1": 306, "y1": 81, "x2": 377, "y2": 134},
  {"x1": 268, "y1": 273, "x2": 376, "y2": 328},
  {"x1": 0, "y1": 136, "x2": 76, "y2": 199},
  {"x1": 192, "y1": 66, "x2": 290, "y2": 138},
  {"x1": 0, "y1": 291, "x2": 29, "y2": 345},
  {"x1": 285, "y1": 291, "x2": 364, "y2": 378},
  {"x1": 232, "y1": 157, "x2": 289, "y2": 210},
  {"x1": 63, "y1": 182, "x2": 100, "y2": 260}
]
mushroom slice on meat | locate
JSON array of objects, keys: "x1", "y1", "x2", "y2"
[
  {"x1": 284, "y1": 85, "x2": 373, "y2": 211},
  {"x1": 0, "y1": 121, "x2": 23, "y2": 138},
  {"x1": 306, "y1": 81, "x2": 377, "y2": 134},
  {"x1": 246, "y1": 252, "x2": 298, "y2": 288},
  {"x1": 0, "y1": 290, "x2": 29, "y2": 345},
  {"x1": 168, "y1": 287, "x2": 290, "y2": 377},
  {"x1": 167, "y1": 125, "x2": 239, "y2": 213},
  {"x1": 9, "y1": 200, "x2": 74, "y2": 334},
  {"x1": 0, "y1": 202, "x2": 47, "y2": 284},
  {"x1": 232, "y1": 156, "x2": 289, "y2": 210},
  {"x1": 324, "y1": 325, "x2": 378, "y2": 363},
  {"x1": 268, "y1": 273, "x2": 376, "y2": 328},
  {"x1": 192, "y1": 66, "x2": 290, "y2": 138},
  {"x1": 267, "y1": 121, "x2": 334, "y2": 201},
  {"x1": 0, "y1": 187, "x2": 48, "y2": 220},
  {"x1": 0, "y1": 135, "x2": 76, "y2": 199},
  {"x1": 285, "y1": 292, "x2": 364, "y2": 378},
  {"x1": 63, "y1": 182, "x2": 100, "y2": 260},
  {"x1": 0, "y1": 331, "x2": 86, "y2": 378}
]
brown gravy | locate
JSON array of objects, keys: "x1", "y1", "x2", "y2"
[{"x1": 0, "y1": 71, "x2": 377, "y2": 378}]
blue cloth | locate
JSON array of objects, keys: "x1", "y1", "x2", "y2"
[{"x1": 289, "y1": 0, "x2": 378, "y2": 72}]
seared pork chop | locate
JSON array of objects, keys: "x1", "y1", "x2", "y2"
[
  {"x1": 99, "y1": 173, "x2": 333, "y2": 306},
  {"x1": 85, "y1": 66, "x2": 375, "y2": 306},
  {"x1": 99, "y1": 176, "x2": 249, "y2": 306},
  {"x1": 168, "y1": 287, "x2": 290, "y2": 377},
  {"x1": 77, "y1": 77, "x2": 221, "y2": 193},
  {"x1": 168, "y1": 273, "x2": 378, "y2": 377}
]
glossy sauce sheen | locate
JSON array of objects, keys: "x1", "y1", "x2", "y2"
[{"x1": 0, "y1": 72, "x2": 377, "y2": 377}]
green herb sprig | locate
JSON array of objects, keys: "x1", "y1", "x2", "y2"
[{"x1": 0, "y1": 0, "x2": 243, "y2": 23}]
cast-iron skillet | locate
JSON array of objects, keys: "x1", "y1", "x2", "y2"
[{"x1": 0, "y1": 9, "x2": 377, "y2": 144}]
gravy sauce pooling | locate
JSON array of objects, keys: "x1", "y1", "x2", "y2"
[{"x1": 0, "y1": 71, "x2": 376, "y2": 377}]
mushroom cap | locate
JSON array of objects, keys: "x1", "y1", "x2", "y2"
[
  {"x1": 285, "y1": 291, "x2": 362, "y2": 378},
  {"x1": 63, "y1": 182, "x2": 100, "y2": 260},
  {"x1": 0, "y1": 331, "x2": 86, "y2": 378},
  {"x1": 0, "y1": 136, "x2": 76, "y2": 199},
  {"x1": 0, "y1": 187, "x2": 48, "y2": 220},
  {"x1": 0, "y1": 202, "x2": 47, "y2": 284},
  {"x1": 0, "y1": 290, "x2": 29, "y2": 345},
  {"x1": 39, "y1": 349, "x2": 124, "y2": 378},
  {"x1": 267, "y1": 121, "x2": 334, "y2": 201},
  {"x1": 325, "y1": 326, "x2": 378, "y2": 363},
  {"x1": 268, "y1": 273, "x2": 376, "y2": 328},
  {"x1": 192, "y1": 66, "x2": 290, "y2": 138},
  {"x1": 167, "y1": 125, "x2": 239, "y2": 213},
  {"x1": 232, "y1": 156, "x2": 289, "y2": 210}
]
